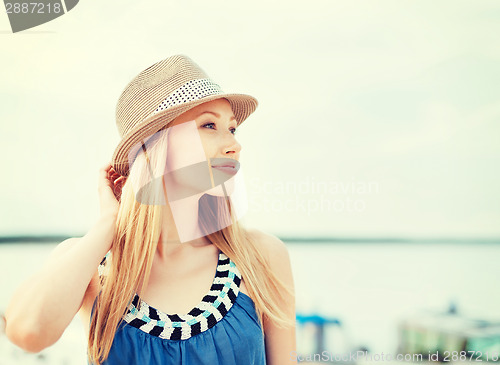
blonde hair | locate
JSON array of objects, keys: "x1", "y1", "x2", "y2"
[{"x1": 87, "y1": 127, "x2": 295, "y2": 365}]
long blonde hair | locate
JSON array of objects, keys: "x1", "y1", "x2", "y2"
[{"x1": 87, "y1": 127, "x2": 295, "y2": 365}]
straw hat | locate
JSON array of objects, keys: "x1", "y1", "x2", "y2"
[{"x1": 111, "y1": 54, "x2": 258, "y2": 177}]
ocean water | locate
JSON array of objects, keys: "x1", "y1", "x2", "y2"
[
  {"x1": 0, "y1": 241, "x2": 499, "y2": 364},
  {"x1": 288, "y1": 241, "x2": 500, "y2": 358}
]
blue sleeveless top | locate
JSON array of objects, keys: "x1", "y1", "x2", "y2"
[{"x1": 90, "y1": 250, "x2": 266, "y2": 365}]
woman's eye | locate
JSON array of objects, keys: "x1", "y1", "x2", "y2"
[
  {"x1": 202, "y1": 122, "x2": 216, "y2": 129},
  {"x1": 201, "y1": 122, "x2": 237, "y2": 135}
]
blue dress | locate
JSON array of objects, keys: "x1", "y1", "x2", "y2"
[{"x1": 90, "y1": 249, "x2": 266, "y2": 365}]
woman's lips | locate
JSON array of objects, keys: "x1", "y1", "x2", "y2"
[
  {"x1": 211, "y1": 165, "x2": 239, "y2": 175},
  {"x1": 210, "y1": 158, "x2": 240, "y2": 179}
]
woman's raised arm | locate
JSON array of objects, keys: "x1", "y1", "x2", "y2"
[{"x1": 4, "y1": 163, "x2": 124, "y2": 353}]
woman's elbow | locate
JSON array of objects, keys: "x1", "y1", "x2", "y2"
[{"x1": 4, "y1": 317, "x2": 57, "y2": 353}]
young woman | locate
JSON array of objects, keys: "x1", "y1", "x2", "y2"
[{"x1": 5, "y1": 54, "x2": 296, "y2": 364}]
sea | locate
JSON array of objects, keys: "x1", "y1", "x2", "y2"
[{"x1": 0, "y1": 240, "x2": 499, "y2": 365}]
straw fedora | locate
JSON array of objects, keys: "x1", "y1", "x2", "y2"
[{"x1": 111, "y1": 54, "x2": 258, "y2": 177}]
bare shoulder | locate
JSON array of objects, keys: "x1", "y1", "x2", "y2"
[
  {"x1": 245, "y1": 228, "x2": 292, "y2": 274},
  {"x1": 245, "y1": 228, "x2": 296, "y2": 341},
  {"x1": 246, "y1": 228, "x2": 288, "y2": 253}
]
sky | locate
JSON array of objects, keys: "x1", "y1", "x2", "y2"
[{"x1": 0, "y1": 0, "x2": 499, "y2": 239}]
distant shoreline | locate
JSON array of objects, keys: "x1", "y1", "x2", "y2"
[
  {"x1": 0, "y1": 235, "x2": 499, "y2": 244},
  {"x1": 0, "y1": 235, "x2": 75, "y2": 243}
]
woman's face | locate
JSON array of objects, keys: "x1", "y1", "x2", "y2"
[{"x1": 164, "y1": 98, "x2": 242, "y2": 199}]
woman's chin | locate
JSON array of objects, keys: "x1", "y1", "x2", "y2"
[{"x1": 204, "y1": 180, "x2": 235, "y2": 197}]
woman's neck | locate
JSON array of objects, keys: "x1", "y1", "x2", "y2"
[{"x1": 157, "y1": 193, "x2": 209, "y2": 258}]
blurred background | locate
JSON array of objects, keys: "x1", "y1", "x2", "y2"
[{"x1": 1, "y1": 0, "x2": 499, "y2": 364}]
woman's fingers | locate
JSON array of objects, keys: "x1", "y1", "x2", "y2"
[
  {"x1": 98, "y1": 162, "x2": 126, "y2": 189},
  {"x1": 97, "y1": 162, "x2": 123, "y2": 218}
]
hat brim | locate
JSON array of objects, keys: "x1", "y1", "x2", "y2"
[{"x1": 111, "y1": 93, "x2": 258, "y2": 177}]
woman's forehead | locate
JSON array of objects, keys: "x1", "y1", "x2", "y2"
[
  {"x1": 190, "y1": 98, "x2": 232, "y2": 115},
  {"x1": 170, "y1": 98, "x2": 234, "y2": 126}
]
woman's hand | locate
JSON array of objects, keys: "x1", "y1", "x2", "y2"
[{"x1": 98, "y1": 162, "x2": 126, "y2": 219}]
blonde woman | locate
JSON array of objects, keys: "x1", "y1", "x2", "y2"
[{"x1": 5, "y1": 55, "x2": 296, "y2": 364}]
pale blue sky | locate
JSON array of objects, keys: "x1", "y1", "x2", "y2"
[{"x1": 1, "y1": 0, "x2": 499, "y2": 238}]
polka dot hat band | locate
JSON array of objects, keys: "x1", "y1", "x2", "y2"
[{"x1": 111, "y1": 54, "x2": 259, "y2": 177}]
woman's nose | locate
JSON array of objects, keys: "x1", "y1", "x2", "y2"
[{"x1": 223, "y1": 135, "x2": 242, "y2": 155}]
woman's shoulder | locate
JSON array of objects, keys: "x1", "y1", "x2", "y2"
[
  {"x1": 244, "y1": 228, "x2": 292, "y2": 269},
  {"x1": 245, "y1": 228, "x2": 288, "y2": 252}
]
